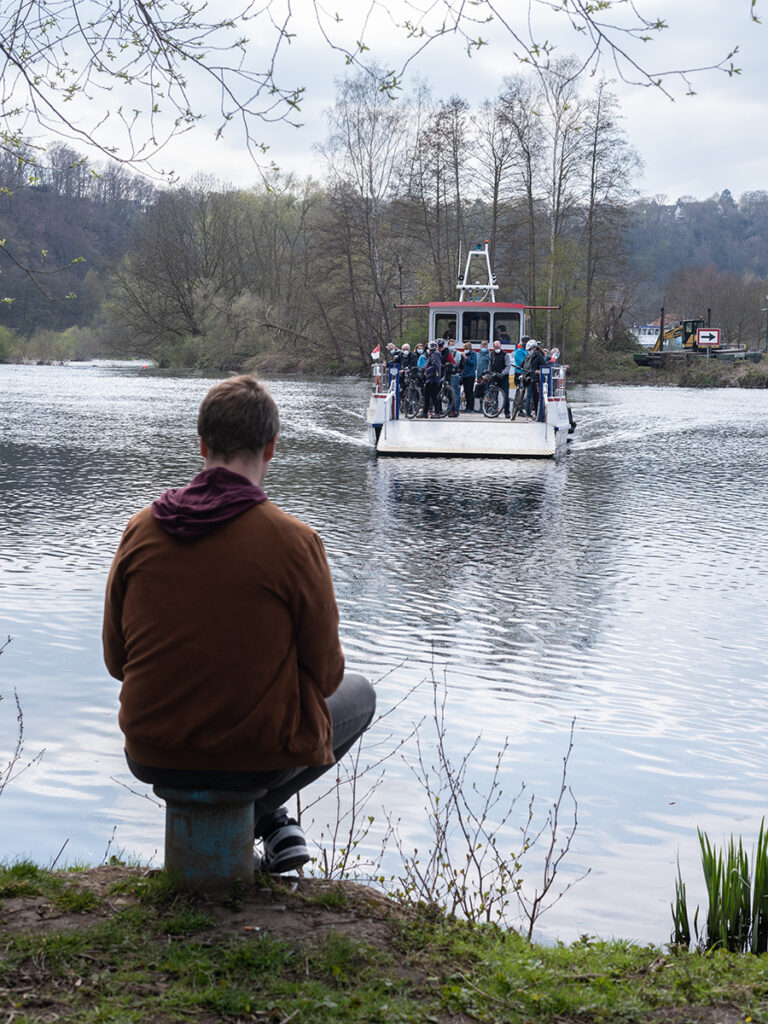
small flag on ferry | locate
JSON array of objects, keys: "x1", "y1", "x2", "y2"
[{"x1": 371, "y1": 345, "x2": 380, "y2": 360}]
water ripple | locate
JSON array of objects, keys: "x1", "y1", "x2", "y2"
[{"x1": 2, "y1": 365, "x2": 768, "y2": 943}]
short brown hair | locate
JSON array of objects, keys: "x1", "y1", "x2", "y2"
[{"x1": 197, "y1": 376, "x2": 280, "y2": 459}]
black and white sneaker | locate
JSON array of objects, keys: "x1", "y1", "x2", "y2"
[{"x1": 256, "y1": 808, "x2": 310, "y2": 874}]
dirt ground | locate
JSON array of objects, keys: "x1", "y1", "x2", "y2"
[
  {"x1": 0, "y1": 864, "x2": 403, "y2": 948},
  {"x1": 0, "y1": 866, "x2": 753, "y2": 1024}
]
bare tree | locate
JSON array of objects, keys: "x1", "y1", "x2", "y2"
[
  {"x1": 496, "y1": 75, "x2": 546, "y2": 312},
  {"x1": 665, "y1": 264, "x2": 767, "y2": 347},
  {"x1": 473, "y1": 99, "x2": 515, "y2": 266},
  {"x1": 580, "y1": 80, "x2": 641, "y2": 364},
  {"x1": 0, "y1": 1, "x2": 752, "y2": 174},
  {"x1": 319, "y1": 69, "x2": 410, "y2": 352},
  {"x1": 539, "y1": 58, "x2": 589, "y2": 346}
]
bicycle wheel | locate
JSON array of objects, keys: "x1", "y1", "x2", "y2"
[
  {"x1": 511, "y1": 386, "x2": 525, "y2": 420},
  {"x1": 437, "y1": 383, "x2": 453, "y2": 417},
  {"x1": 402, "y1": 385, "x2": 422, "y2": 419},
  {"x1": 482, "y1": 385, "x2": 502, "y2": 418}
]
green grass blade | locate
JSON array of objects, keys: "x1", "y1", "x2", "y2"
[
  {"x1": 751, "y1": 818, "x2": 768, "y2": 954},
  {"x1": 670, "y1": 856, "x2": 691, "y2": 949}
]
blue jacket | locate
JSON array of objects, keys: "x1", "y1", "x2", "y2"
[
  {"x1": 476, "y1": 347, "x2": 490, "y2": 376},
  {"x1": 461, "y1": 350, "x2": 477, "y2": 378},
  {"x1": 514, "y1": 347, "x2": 526, "y2": 371},
  {"x1": 425, "y1": 350, "x2": 442, "y2": 383}
]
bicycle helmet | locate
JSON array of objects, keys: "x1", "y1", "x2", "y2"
[
  {"x1": 526, "y1": 339, "x2": 538, "y2": 351},
  {"x1": 428, "y1": 340, "x2": 438, "y2": 350}
]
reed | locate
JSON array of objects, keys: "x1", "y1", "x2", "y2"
[
  {"x1": 673, "y1": 820, "x2": 768, "y2": 953},
  {"x1": 670, "y1": 857, "x2": 691, "y2": 948},
  {"x1": 750, "y1": 819, "x2": 768, "y2": 954}
]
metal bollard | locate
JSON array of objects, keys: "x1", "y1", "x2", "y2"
[{"x1": 153, "y1": 787, "x2": 266, "y2": 891}]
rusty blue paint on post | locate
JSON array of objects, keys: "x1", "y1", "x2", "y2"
[{"x1": 153, "y1": 787, "x2": 266, "y2": 891}]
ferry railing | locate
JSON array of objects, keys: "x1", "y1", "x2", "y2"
[
  {"x1": 536, "y1": 365, "x2": 566, "y2": 421},
  {"x1": 388, "y1": 364, "x2": 401, "y2": 419},
  {"x1": 371, "y1": 361, "x2": 385, "y2": 396}
]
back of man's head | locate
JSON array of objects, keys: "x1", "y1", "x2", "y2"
[{"x1": 197, "y1": 376, "x2": 280, "y2": 459}]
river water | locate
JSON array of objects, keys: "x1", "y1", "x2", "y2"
[{"x1": 1, "y1": 361, "x2": 766, "y2": 945}]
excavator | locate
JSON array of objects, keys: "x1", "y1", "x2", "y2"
[
  {"x1": 634, "y1": 310, "x2": 721, "y2": 367},
  {"x1": 652, "y1": 317, "x2": 713, "y2": 353}
]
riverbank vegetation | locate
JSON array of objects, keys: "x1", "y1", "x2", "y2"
[
  {"x1": 2, "y1": 861, "x2": 768, "y2": 1023},
  {"x1": 3, "y1": 64, "x2": 768, "y2": 378},
  {"x1": 571, "y1": 352, "x2": 768, "y2": 388}
]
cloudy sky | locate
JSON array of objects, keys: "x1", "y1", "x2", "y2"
[{"x1": 43, "y1": 0, "x2": 767, "y2": 202}]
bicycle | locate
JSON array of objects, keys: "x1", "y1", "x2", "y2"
[
  {"x1": 436, "y1": 375, "x2": 455, "y2": 417},
  {"x1": 510, "y1": 371, "x2": 533, "y2": 420},
  {"x1": 413, "y1": 372, "x2": 452, "y2": 418},
  {"x1": 401, "y1": 369, "x2": 425, "y2": 419},
  {"x1": 480, "y1": 372, "x2": 506, "y2": 418}
]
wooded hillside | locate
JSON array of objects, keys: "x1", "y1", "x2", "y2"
[{"x1": 2, "y1": 67, "x2": 767, "y2": 371}]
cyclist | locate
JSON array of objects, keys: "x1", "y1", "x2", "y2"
[
  {"x1": 422, "y1": 340, "x2": 442, "y2": 418},
  {"x1": 523, "y1": 339, "x2": 548, "y2": 419},
  {"x1": 446, "y1": 340, "x2": 462, "y2": 416},
  {"x1": 489, "y1": 340, "x2": 512, "y2": 418},
  {"x1": 461, "y1": 342, "x2": 477, "y2": 412}
]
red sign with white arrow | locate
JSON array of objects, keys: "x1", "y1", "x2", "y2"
[{"x1": 697, "y1": 328, "x2": 721, "y2": 347}]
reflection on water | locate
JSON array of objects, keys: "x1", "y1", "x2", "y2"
[{"x1": 1, "y1": 363, "x2": 767, "y2": 943}]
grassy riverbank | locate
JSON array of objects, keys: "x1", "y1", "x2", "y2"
[
  {"x1": 567, "y1": 351, "x2": 768, "y2": 388},
  {"x1": 2, "y1": 862, "x2": 768, "y2": 1023}
]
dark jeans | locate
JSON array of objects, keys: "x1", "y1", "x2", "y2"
[
  {"x1": 423, "y1": 379, "x2": 439, "y2": 415},
  {"x1": 126, "y1": 671, "x2": 376, "y2": 837},
  {"x1": 462, "y1": 377, "x2": 475, "y2": 411},
  {"x1": 499, "y1": 376, "x2": 510, "y2": 415}
]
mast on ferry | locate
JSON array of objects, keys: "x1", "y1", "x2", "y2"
[{"x1": 456, "y1": 240, "x2": 498, "y2": 303}]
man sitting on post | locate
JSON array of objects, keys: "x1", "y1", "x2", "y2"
[{"x1": 103, "y1": 375, "x2": 376, "y2": 873}]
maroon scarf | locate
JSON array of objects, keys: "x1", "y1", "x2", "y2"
[{"x1": 151, "y1": 466, "x2": 267, "y2": 540}]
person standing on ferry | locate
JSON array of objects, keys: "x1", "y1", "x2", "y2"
[
  {"x1": 399, "y1": 344, "x2": 417, "y2": 371},
  {"x1": 422, "y1": 341, "x2": 442, "y2": 418},
  {"x1": 523, "y1": 339, "x2": 548, "y2": 418},
  {"x1": 437, "y1": 338, "x2": 448, "y2": 370},
  {"x1": 461, "y1": 342, "x2": 477, "y2": 412},
  {"x1": 446, "y1": 340, "x2": 461, "y2": 416},
  {"x1": 514, "y1": 340, "x2": 527, "y2": 383},
  {"x1": 476, "y1": 339, "x2": 490, "y2": 378},
  {"x1": 489, "y1": 340, "x2": 511, "y2": 418}
]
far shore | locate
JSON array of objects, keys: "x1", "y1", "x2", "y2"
[{"x1": 3, "y1": 351, "x2": 768, "y2": 389}]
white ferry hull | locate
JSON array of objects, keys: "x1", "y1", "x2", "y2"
[
  {"x1": 366, "y1": 239, "x2": 575, "y2": 457},
  {"x1": 370, "y1": 410, "x2": 567, "y2": 458}
]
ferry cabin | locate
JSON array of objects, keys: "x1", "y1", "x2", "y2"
[{"x1": 427, "y1": 301, "x2": 527, "y2": 351}]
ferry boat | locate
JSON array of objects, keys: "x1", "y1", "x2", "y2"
[{"x1": 366, "y1": 242, "x2": 575, "y2": 457}]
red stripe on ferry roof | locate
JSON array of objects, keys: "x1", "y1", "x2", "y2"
[{"x1": 428, "y1": 301, "x2": 525, "y2": 309}]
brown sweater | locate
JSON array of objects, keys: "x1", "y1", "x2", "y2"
[{"x1": 103, "y1": 501, "x2": 345, "y2": 771}]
